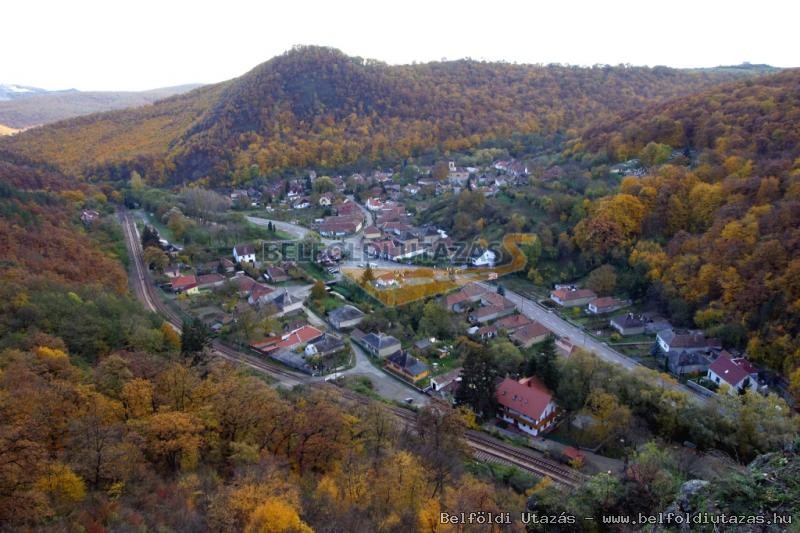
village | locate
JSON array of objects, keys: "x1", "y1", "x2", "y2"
[{"x1": 125, "y1": 153, "x2": 780, "y2": 474}]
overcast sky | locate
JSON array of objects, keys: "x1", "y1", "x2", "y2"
[{"x1": 4, "y1": 0, "x2": 798, "y2": 91}]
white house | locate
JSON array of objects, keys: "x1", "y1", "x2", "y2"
[
  {"x1": 707, "y1": 353, "x2": 758, "y2": 395},
  {"x1": 233, "y1": 244, "x2": 257, "y2": 264},
  {"x1": 471, "y1": 250, "x2": 497, "y2": 267}
]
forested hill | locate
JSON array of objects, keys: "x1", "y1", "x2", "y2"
[
  {"x1": 573, "y1": 68, "x2": 800, "y2": 174},
  {"x1": 565, "y1": 69, "x2": 800, "y2": 375},
  {"x1": 0, "y1": 46, "x2": 768, "y2": 185}
]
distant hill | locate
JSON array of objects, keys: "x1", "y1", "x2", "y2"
[
  {"x1": 0, "y1": 124, "x2": 20, "y2": 136},
  {"x1": 1, "y1": 46, "x2": 772, "y2": 183},
  {"x1": 0, "y1": 84, "x2": 202, "y2": 129},
  {"x1": 0, "y1": 83, "x2": 55, "y2": 101}
]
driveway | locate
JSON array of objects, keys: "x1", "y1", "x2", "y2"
[{"x1": 247, "y1": 216, "x2": 309, "y2": 240}]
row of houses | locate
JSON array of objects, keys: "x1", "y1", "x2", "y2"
[
  {"x1": 443, "y1": 283, "x2": 554, "y2": 349},
  {"x1": 250, "y1": 324, "x2": 348, "y2": 375}
]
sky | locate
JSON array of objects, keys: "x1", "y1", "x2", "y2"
[{"x1": 4, "y1": 0, "x2": 798, "y2": 91}]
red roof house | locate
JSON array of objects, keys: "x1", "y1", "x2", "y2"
[{"x1": 496, "y1": 376, "x2": 558, "y2": 436}]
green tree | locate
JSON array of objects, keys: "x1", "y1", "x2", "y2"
[
  {"x1": 586, "y1": 264, "x2": 617, "y2": 296},
  {"x1": 130, "y1": 170, "x2": 144, "y2": 191},
  {"x1": 454, "y1": 340, "x2": 499, "y2": 419},
  {"x1": 143, "y1": 246, "x2": 169, "y2": 272},
  {"x1": 638, "y1": 142, "x2": 672, "y2": 168},
  {"x1": 181, "y1": 318, "x2": 212, "y2": 365},
  {"x1": 419, "y1": 300, "x2": 452, "y2": 340},
  {"x1": 310, "y1": 280, "x2": 327, "y2": 301},
  {"x1": 526, "y1": 336, "x2": 559, "y2": 390},
  {"x1": 360, "y1": 265, "x2": 375, "y2": 285}
]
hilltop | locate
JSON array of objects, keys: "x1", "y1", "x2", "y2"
[{"x1": 1, "y1": 46, "x2": 769, "y2": 184}]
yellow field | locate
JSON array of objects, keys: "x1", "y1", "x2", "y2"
[{"x1": 342, "y1": 233, "x2": 536, "y2": 306}]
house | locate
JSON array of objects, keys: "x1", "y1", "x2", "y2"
[
  {"x1": 319, "y1": 215, "x2": 363, "y2": 237},
  {"x1": 495, "y1": 314, "x2": 533, "y2": 333},
  {"x1": 430, "y1": 367, "x2": 463, "y2": 399},
  {"x1": 496, "y1": 376, "x2": 558, "y2": 437},
  {"x1": 509, "y1": 321, "x2": 551, "y2": 348},
  {"x1": 196, "y1": 273, "x2": 225, "y2": 290},
  {"x1": 219, "y1": 258, "x2": 236, "y2": 273},
  {"x1": 550, "y1": 287, "x2": 597, "y2": 307},
  {"x1": 365, "y1": 197, "x2": 385, "y2": 211},
  {"x1": 318, "y1": 193, "x2": 334, "y2": 206},
  {"x1": 304, "y1": 333, "x2": 345, "y2": 357},
  {"x1": 363, "y1": 225, "x2": 382, "y2": 240},
  {"x1": 469, "y1": 292, "x2": 516, "y2": 323},
  {"x1": 328, "y1": 305, "x2": 364, "y2": 329},
  {"x1": 276, "y1": 325, "x2": 324, "y2": 350},
  {"x1": 707, "y1": 353, "x2": 758, "y2": 395},
  {"x1": 270, "y1": 290, "x2": 304, "y2": 315},
  {"x1": 471, "y1": 249, "x2": 497, "y2": 267},
  {"x1": 80, "y1": 210, "x2": 101, "y2": 224},
  {"x1": 264, "y1": 266, "x2": 289, "y2": 283},
  {"x1": 587, "y1": 297, "x2": 628, "y2": 315},
  {"x1": 230, "y1": 273, "x2": 259, "y2": 297},
  {"x1": 335, "y1": 200, "x2": 361, "y2": 217},
  {"x1": 475, "y1": 324, "x2": 498, "y2": 341},
  {"x1": 172, "y1": 275, "x2": 198, "y2": 295},
  {"x1": 470, "y1": 303, "x2": 516, "y2": 323},
  {"x1": 610, "y1": 313, "x2": 646, "y2": 336},
  {"x1": 657, "y1": 329, "x2": 721, "y2": 354},
  {"x1": 386, "y1": 351, "x2": 430, "y2": 383},
  {"x1": 667, "y1": 350, "x2": 712, "y2": 376},
  {"x1": 233, "y1": 244, "x2": 257, "y2": 265},
  {"x1": 442, "y1": 291, "x2": 470, "y2": 312},
  {"x1": 248, "y1": 283, "x2": 276, "y2": 306},
  {"x1": 374, "y1": 272, "x2": 401, "y2": 289},
  {"x1": 351, "y1": 329, "x2": 401, "y2": 358},
  {"x1": 413, "y1": 338, "x2": 434, "y2": 357}
]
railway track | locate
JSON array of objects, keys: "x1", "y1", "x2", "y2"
[
  {"x1": 321, "y1": 383, "x2": 586, "y2": 488},
  {"x1": 121, "y1": 209, "x2": 586, "y2": 489}
]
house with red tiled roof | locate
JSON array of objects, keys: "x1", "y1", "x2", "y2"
[
  {"x1": 550, "y1": 287, "x2": 597, "y2": 307},
  {"x1": 197, "y1": 273, "x2": 225, "y2": 290},
  {"x1": 363, "y1": 225, "x2": 382, "y2": 240},
  {"x1": 248, "y1": 283, "x2": 276, "y2": 305},
  {"x1": 496, "y1": 376, "x2": 558, "y2": 437},
  {"x1": 509, "y1": 321, "x2": 551, "y2": 348},
  {"x1": 276, "y1": 325, "x2": 324, "y2": 350},
  {"x1": 172, "y1": 275, "x2": 199, "y2": 295},
  {"x1": 495, "y1": 314, "x2": 533, "y2": 333},
  {"x1": 707, "y1": 352, "x2": 758, "y2": 395}
]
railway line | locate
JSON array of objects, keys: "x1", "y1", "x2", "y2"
[
  {"x1": 323, "y1": 383, "x2": 587, "y2": 488},
  {"x1": 120, "y1": 209, "x2": 586, "y2": 489},
  {"x1": 120, "y1": 211, "x2": 307, "y2": 387}
]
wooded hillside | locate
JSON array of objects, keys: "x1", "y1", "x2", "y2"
[{"x1": 1, "y1": 46, "x2": 764, "y2": 184}]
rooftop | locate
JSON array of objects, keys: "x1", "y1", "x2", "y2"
[{"x1": 496, "y1": 376, "x2": 554, "y2": 421}]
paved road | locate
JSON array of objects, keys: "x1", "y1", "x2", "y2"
[
  {"x1": 247, "y1": 216, "x2": 310, "y2": 240},
  {"x1": 338, "y1": 341, "x2": 429, "y2": 405},
  {"x1": 478, "y1": 282, "x2": 707, "y2": 404}
]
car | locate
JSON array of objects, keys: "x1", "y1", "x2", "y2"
[{"x1": 404, "y1": 398, "x2": 414, "y2": 404}]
